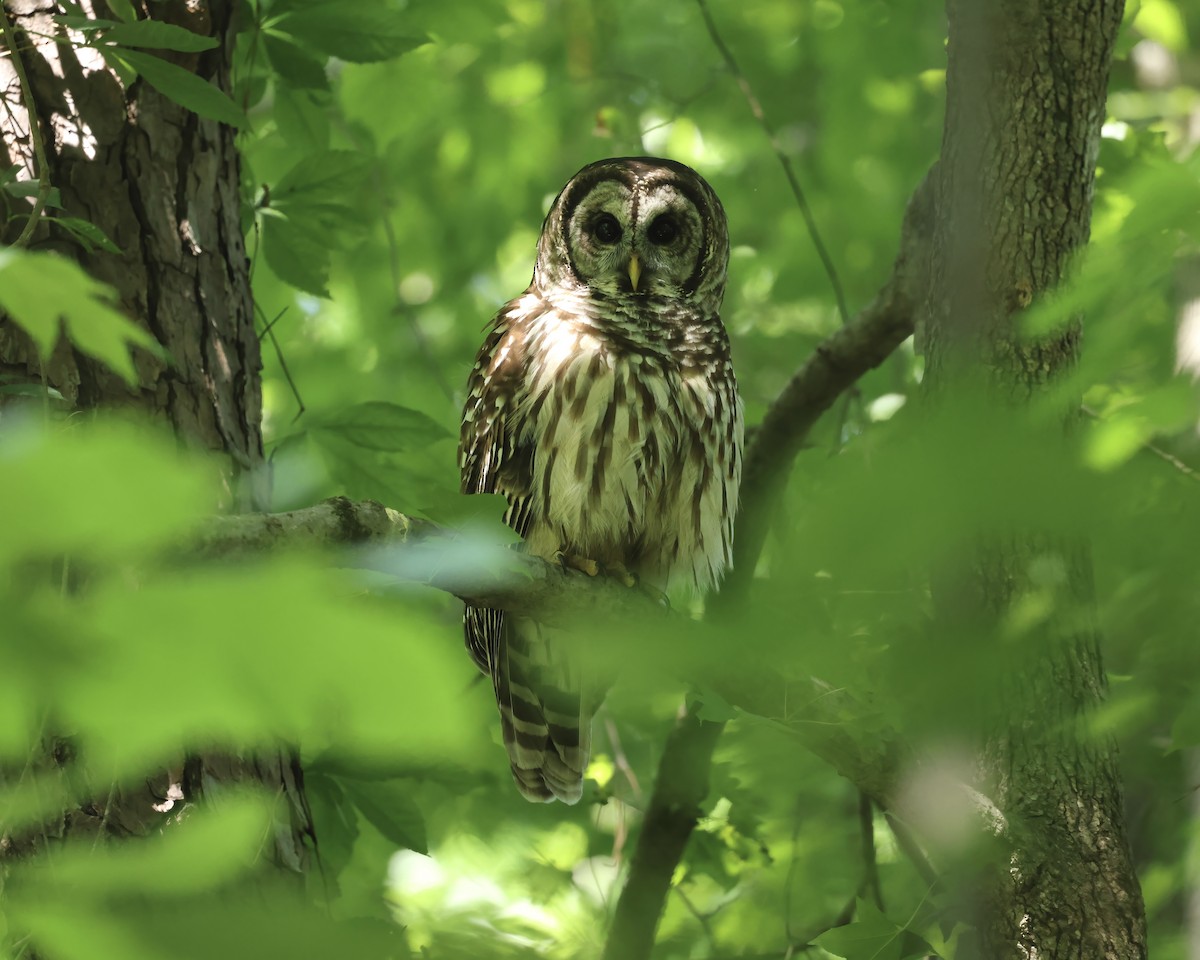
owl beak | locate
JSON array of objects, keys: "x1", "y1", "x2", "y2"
[{"x1": 628, "y1": 254, "x2": 642, "y2": 293}]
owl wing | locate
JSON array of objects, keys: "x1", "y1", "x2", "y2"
[
  {"x1": 460, "y1": 306, "x2": 536, "y2": 671},
  {"x1": 459, "y1": 298, "x2": 589, "y2": 804}
]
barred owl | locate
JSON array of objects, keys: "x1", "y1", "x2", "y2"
[{"x1": 459, "y1": 157, "x2": 742, "y2": 803}]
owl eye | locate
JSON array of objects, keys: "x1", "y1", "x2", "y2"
[
  {"x1": 591, "y1": 213, "x2": 623, "y2": 244},
  {"x1": 647, "y1": 215, "x2": 679, "y2": 245}
]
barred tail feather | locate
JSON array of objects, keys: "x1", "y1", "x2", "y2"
[{"x1": 493, "y1": 621, "x2": 590, "y2": 804}]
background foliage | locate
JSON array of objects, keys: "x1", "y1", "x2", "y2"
[{"x1": 2, "y1": 0, "x2": 1200, "y2": 957}]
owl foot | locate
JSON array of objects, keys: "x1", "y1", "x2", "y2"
[
  {"x1": 637, "y1": 581, "x2": 671, "y2": 609},
  {"x1": 601, "y1": 560, "x2": 639, "y2": 589},
  {"x1": 554, "y1": 550, "x2": 600, "y2": 577}
]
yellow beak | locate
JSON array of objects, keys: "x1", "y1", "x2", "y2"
[{"x1": 628, "y1": 253, "x2": 641, "y2": 293}]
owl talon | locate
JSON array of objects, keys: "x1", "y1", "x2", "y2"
[
  {"x1": 555, "y1": 551, "x2": 600, "y2": 577},
  {"x1": 639, "y1": 582, "x2": 671, "y2": 609},
  {"x1": 601, "y1": 561, "x2": 639, "y2": 589}
]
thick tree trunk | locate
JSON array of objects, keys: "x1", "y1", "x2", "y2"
[
  {"x1": 923, "y1": 1, "x2": 1146, "y2": 956},
  {"x1": 0, "y1": 0, "x2": 308, "y2": 872},
  {"x1": 1, "y1": 0, "x2": 262, "y2": 499}
]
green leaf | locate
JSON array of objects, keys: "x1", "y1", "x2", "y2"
[
  {"x1": 0, "y1": 417, "x2": 216, "y2": 563},
  {"x1": 337, "y1": 776, "x2": 428, "y2": 854},
  {"x1": 419, "y1": 490, "x2": 522, "y2": 543},
  {"x1": 263, "y1": 32, "x2": 329, "y2": 90},
  {"x1": 688, "y1": 688, "x2": 740, "y2": 723},
  {"x1": 53, "y1": 14, "x2": 121, "y2": 31},
  {"x1": 13, "y1": 903, "x2": 157, "y2": 960},
  {"x1": 101, "y1": 19, "x2": 219, "y2": 52},
  {"x1": 272, "y1": 149, "x2": 373, "y2": 205},
  {"x1": 304, "y1": 772, "x2": 358, "y2": 895},
  {"x1": 272, "y1": 4, "x2": 427, "y2": 63},
  {"x1": 315, "y1": 401, "x2": 450, "y2": 452},
  {"x1": 50, "y1": 216, "x2": 122, "y2": 254},
  {"x1": 106, "y1": 0, "x2": 137, "y2": 22},
  {"x1": 108, "y1": 48, "x2": 245, "y2": 128},
  {"x1": 0, "y1": 249, "x2": 163, "y2": 384},
  {"x1": 272, "y1": 86, "x2": 332, "y2": 151},
  {"x1": 260, "y1": 150, "x2": 372, "y2": 295},
  {"x1": 12, "y1": 794, "x2": 273, "y2": 897},
  {"x1": 14, "y1": 888, "x2": 404, "y2": 960},
  {"x1": 2, "y1": 179, "x2": 63, "y2": 209},
  {"x1": 814, "y1": 900, "x2": 905, "y2": 960},
  {"x1": 1171, "y1": 698, "x2": 1200, "y2": 748},
  {"x1": 261, "y1": 208, "x2": 332, "y2": 296},
  {"x1": 78, "y1": 560, "x2": 480, "y2": 776},
  {"x1": 1133, "y1": 0, "x2": 1188, "y2": 50},
  {"x1": 308, "y1": 430, "x2": 414, "y2": 505}
]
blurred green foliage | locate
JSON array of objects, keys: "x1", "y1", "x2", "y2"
[{"x1": 2, "y1": 0, "x2": 1200, "y2": 957}]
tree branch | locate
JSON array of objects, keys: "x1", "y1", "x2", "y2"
[
  {"x1": 190, "y1": 496, "x2": 667, "y2": 628},
  {"x1": 601, "y1": 706, "x2": 724, "y2": 960},
  {"x1": 721, "y1": 167, "x2": 935, "y2": 605}
]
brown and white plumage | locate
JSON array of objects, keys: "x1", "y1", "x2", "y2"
[{"x1": 460, "y1": 157, "x2": 742, "y2": 803}]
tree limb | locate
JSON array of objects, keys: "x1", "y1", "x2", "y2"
[
  {"x1": 190, "y1": 496, "x2": 667, "y2": 628},
  {"x1": 720, "y1": 167, "x2": 935, "y2": 605},
  {"x1": 193, "y1": 499, "x2": 906, "y2": 803},
  {"x1": 601, "y1": 706, "x2": 725, "y2": 960}
]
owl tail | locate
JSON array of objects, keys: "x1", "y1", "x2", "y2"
[{"x1": 493, "y1": 622, "x2": 590, "y2": 804}]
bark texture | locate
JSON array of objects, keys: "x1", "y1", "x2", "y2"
[
  {"x1": 0, "y1": 0, "x2": 305, "y2": 874},
  {"x1": 924, "y1": 1, "x2": 1146, "y2": 956},
  {"x1": 0, "y1": 0, "x2": 262, "y2": 499}
]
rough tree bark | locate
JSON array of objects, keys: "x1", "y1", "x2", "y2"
[
  {"x1": 923, "y1": 0, "x2": 1146, "y2": 956},
  {"x1": 0, "y1": 0, "x2": 309, "y2": 872}
]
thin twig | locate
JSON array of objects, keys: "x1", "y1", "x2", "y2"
[
  {"x1": 255, "y1": 302, "x2": 305, "y2": 422},
  {"x1": 373, "y1": 161, "x2": 456, "y2": 403},
  {"x1": 782, "y1": 793, "x2": 805, "y2": 945},
  {"x1": 674, "y1": 885, "x2": 720, "y2": 954},
  {"x1": 604, "y1": 715, "x2": 643, "y2": 801},
  {"x1": 857, "y1": 791, "x2": 883, "y2": 910},
  {"x1": 884, "y1": 812, "x2": 939, "y2": 889},
  {"x1": 257, "y1": 305, "x2": 288, "y2": 342},
  {"x1": 1081, "y1": 404, "x2": 1200, "y2": 483},
  {"x1": 2, "y1": 8, "x2": 53, "y2": 247},
  {"x1": 695, "y1": 0, "x2": 850, "y2": 327},
  {"x1": 601, "y1": 706, "x2": 724, "y2": 960}
]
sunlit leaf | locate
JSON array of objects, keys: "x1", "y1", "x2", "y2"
[
  {"x1": 107, "y1": 49, "x2": 245, "y2": 127},
  {"x1": 99, "y1": 20, "x2": 219, "y2": 52},
  {"x1": 1132, "y1": 0, "x2": 1188, "y2": 50},
  {"x1": 74, "y1": 560, "x2": 483, "y2": 777},
  {"x1": 0, "y1": 417, "x2": 215, "y2": 562},
  {"x1": 0, "y1": 250, "x2": 162, "y2": 384}
]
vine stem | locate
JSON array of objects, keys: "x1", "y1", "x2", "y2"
[
  {"x1": 2, "y1": 5, "x2": 52, "y2": 247},
  {"x1": 695, "y1": 0, "x2": 851, "y2": 327}
]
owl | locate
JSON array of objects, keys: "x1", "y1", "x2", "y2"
[{"x1": 459, "y1": 157, "x2": 743, "y2": 803}]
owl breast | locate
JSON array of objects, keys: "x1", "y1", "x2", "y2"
[{"x1": 514, "y1": 295, "x2": 741, "y2": 593}]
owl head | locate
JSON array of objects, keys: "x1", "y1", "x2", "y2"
[{"x1": 533, "y1": 157, "x2": 729, "y2": 310}]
